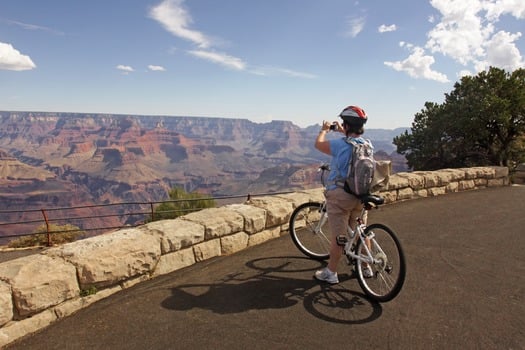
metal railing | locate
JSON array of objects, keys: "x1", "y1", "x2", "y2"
[{"x1": 0, "y1": 190, "x2": 294, "y2": 247}]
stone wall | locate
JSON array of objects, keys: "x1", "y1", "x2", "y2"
[{"x1": 0, "y1": 166, "x2": 509, "y2": 347}]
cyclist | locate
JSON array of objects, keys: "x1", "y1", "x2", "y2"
[{"x1": 313, "y1": 105, "x2": 373, "y2": 284}]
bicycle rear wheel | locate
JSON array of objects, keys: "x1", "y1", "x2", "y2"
[
  {"x1": 355, "y1": 223, "x2": 406, "y2": 302},
  {"x1": 289, "y1": 202, "x2": 330, "y2": 260}
]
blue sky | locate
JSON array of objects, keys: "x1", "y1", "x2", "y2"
[{"x1": 1, "y1": 0, "x2": 524, "y2": 129}]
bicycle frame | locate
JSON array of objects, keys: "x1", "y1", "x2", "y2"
[
  {"x1": 316, "y1": 202, "x2": 379, "y2": 266},
  {"x1": 345, "y1": 220, "x2": 377, "y2": 265}
]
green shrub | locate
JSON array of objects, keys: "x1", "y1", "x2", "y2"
[
  {"x1": 148, "y1": 187, "x2": 216, "y2": 222},
  {"x1": 80, "y1": 286, "x2": 98, "y2": 297},
  {"x1": 8, "y1": 223, "x2": 84, "y2": 248}
]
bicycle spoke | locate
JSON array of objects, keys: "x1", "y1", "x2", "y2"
[
  {"x1": 289, "y1": 202, "x2": 331, "y2": 260},
  {"x1": 355, "y1": 223, "x2": 406, "y2": 302}
]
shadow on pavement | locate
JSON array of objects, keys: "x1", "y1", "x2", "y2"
[{"x1": 162, "y1": 255, "x2": 382, "y2": 324}]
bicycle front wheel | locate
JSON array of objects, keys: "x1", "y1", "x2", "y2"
[
  {"x1": 355, "y1": 223, "x2": 406, "y2": 302},
  {"x1": 289, "y1": 202, "x2": 331, "y2": 260}
]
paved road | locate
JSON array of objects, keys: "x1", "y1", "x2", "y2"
[{"x1": 6, "y1": 186, "x2": 525, "y2": 350}]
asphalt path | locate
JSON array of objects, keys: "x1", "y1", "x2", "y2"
[{"x1": 5, "y1": 186, "x2": 525, "y2": 350}]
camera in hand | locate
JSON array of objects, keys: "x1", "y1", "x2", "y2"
[{"x1": 329, "y1": 123, "x2": 337, "y2": 131}]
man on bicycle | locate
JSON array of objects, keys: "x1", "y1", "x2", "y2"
[{"x1": 313, "y1": 105, "x2": 373, "y2": 284}]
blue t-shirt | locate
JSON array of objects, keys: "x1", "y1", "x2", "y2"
[{"x1": 326, "y1": 136, "x2": 368, "y2": 190}]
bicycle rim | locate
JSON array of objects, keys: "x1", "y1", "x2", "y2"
[
  {"x1": 355, "y1": 223, "x2": 406, "y2": 302},
  {"x1": 289, "y1": 202, "x2": 330, "y2": 260}
]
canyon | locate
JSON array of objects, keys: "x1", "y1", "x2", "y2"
[{"x1": 0, "y1": 111, "x2": 408, "y2": 239}]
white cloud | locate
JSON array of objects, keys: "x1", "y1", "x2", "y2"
[
  {"x1": 0, "y1": 42, "x2": 36, "y2": 71},
  {"x1": 457, "y1": 69, "x2": 473, "y2": 78},
  {"x1": 399, "y1": 41, "x2": 414, "y2": 49},
  {"x1": 378, "y1": 24, "x2": 397, "y2": 33},
  {"x1": 484, "y1": 0, "x2": 525, "y2": 21},
  {"x1": 270, "y1": 68, "x2": 317, "y2": 79},
  {"x1": 188, "y1": 50, "x2": 246, "y2": 71},
  {"x1": 4, "y1": 19, "x2": 64, "y2": 35},
  {"x1": 148, "y1": 65, "x2": 166, "y2": 71},
  {"x1": 344, "y1": 16, "x2": 366, "y2": 38},
  {"x1": 484, "y1": 31, "x2": 524, "y2": 70},
  {"x1": 384, "y1": 46, "x2": 450, "y2": 83},
  {"x1": 426, "y1": 0, "x2": 490, "y2": 65},
  {"x1": 149, "y1": 0, "x2": 317, "y2": 79},
  {"x1": 116, "y1": 65, "x2": 134, "y2": 73},
  {"x1": 388, "y1": 0, "x2": 524, "y2": 81},
  {"x1": 149, "y1": 0, "x2": 211, "y2": 49},
  {"x1": 249, "y1": 66, "x2": 317, "y2": 79},
  {"x1": 427, "y1": 0, "x2": 524, "y2": 69}
]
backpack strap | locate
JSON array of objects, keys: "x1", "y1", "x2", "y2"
[
  {"x1": 345, "y1": 137, "x2": 373, "y2": 149},
  {"x1": 344, "y1": 137, "x2": 359, "y2": 147}
]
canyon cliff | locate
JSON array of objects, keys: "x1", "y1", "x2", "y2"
[{"x1": 0, "y1": 111, "x2": 407, "y2": 238}]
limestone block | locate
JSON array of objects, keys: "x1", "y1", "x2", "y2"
[
  {"x1": 270, "y1": 226, "x2": 282, "y2": 238},
  {"x1": 153, "y1": 248, "x2": 195, "y2": 276},
  {"x1": 379, "y1": 190, "x2": 397, "y2": 203},
  {"x1": 248, "y1": 227, "x2": 280, "y2": 246},
  {"x1": 53, "y1": 284, "x2": 121, "y2": 319},
  {"x1": 487, "y1": 178, "x2": 505, "y2": 187},
  {"x1": 458, "y1": 180, "x2": 476, "y2": 191},
  {"x1": 275, "y1": 192, "x2": 314, "y2": 208},
  {"x1": 53, "y1": 296, "x2": 92, "y2": 320},
  {"x1": 428, "y1": 186, "x2": 446, "y2": 196},
  {"x1": 398, "y1": 172, "x2": 425, "y2": 190},
  {"x1": 462, "y1": 168, "x2": 478, "y2": 179},
  {"x1": 121, "y1": 275, "x2": 150, "y2": 289},
  {"x1": 44, "y1": 228, "x2": 160, "y2": 289},
  {"x1": 397, "y1": 187, "x2": 414, "y2": 201},
  {"x1": 414, "y1": 189, "x2": 428, "y2": 198},
  {"x1": 386, "y1": 174, "x2": 409, "y2": 190},
  {"x1": 221, "y1": 232, "x2": 249, "y2": 255},
  {"x1": 0, "y1": 309, "x2": 56, "y2": 348},
  {"x1": 439, "y1": 168, "x2": 466, "y2": 182},
  {"x1": 193, "y1": 239, "x2": 221, "y2": 262},
  {"x1": 181, "y1": 207, "x2": 244, "y2": 240},
  {"x1": 446, "y1": 182, "x2": 459, "y2": 193},
  {"x1": 420, "y1": 171, "x2": 441, "y2": 187},
  {"x1": 225, "y1": 204, "x2": 266, "y2": 234},
  {"x1": 0, "y1": 254, "x2": 79, "y2": 317},
  {"x1": 299, "y1": 188, "x2": 325, "y2": 202},
  {"x1": 246, "y1": 196, "x2": 293, "y2": 227},
  {"x1": 142, "y1": 219, "x2": 205, "y2": 254},
  {"x1": 0, "y1": 281, "x2": 12, "y2": 326},
  {"x1": 473, "y1": 167, "x2": 495, "y2": 178},
  {"x1": 280, "y1": 221, "x2": 290, "y2": 233},
  {"x1": 474, "y1": 178, "x2": 488, "y2": 187},
  {"x1": 489, "y1": 166, "x2": 509, "y2": 178}
]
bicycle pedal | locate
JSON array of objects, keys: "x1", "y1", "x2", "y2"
[{"x1": 336, "y1": 235, "x2": 348, "y2": 246}]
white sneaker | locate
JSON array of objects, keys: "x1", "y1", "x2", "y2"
[
  {"x1": 363, "y1": 265, "x2": 373, "y2": 278},
  {"x1": 314, "y1": 267, "x2": 339, "y2": 284}
]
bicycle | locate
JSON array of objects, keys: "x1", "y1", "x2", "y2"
[{"x1": 289, "y1": 164, "x2": 406, "y2": 302}]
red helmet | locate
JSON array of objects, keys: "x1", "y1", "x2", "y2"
[{"x1": 339, "y1": 105, "x2": 367, "y2": 125}]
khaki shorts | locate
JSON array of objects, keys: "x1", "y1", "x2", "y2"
[{"x1": 325, "y1": 187, "x2": 367, "y2": 237}]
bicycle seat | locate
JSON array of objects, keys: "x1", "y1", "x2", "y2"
[{"x1": 360, "y1": 194, "x2": 384, "y2": 207}]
